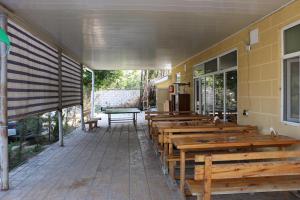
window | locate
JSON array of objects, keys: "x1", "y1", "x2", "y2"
[
  {"x1": 176, "y1": 72, "x2": 181, "y2": 83},
  {"x1": 214, "y1": 74, "x2": 224, "y2": 119},
  {"x1": 283, "y1": 22, "x2": 300, "y2": 124},
  {"x1": 205, "y1": 76, "x2": 214, "y2": 115},
  {"x1": 201, "y1": 78, "x2": 206, "y2": 114},
  {"x1": 220, "y1": 51, "x2": 237, "y2": 70},
  {"x1": 226, "y1": 71, "x2": 237, "y2": 122},
  {"x1": 204, "y1": 59, "x2": 218, "y2": 74},
  {"x1": 284, "y1": 24, "x2": 300, "y2": 55},
  {"x1": 194, "y1": 64, "x2": 204, "y2": 77},
  {"x1": 283, "y1": 57, "x2": 300, "y2": 123},
  {"x1": 193, "y1": 49, "x2": 238, "y2": 121}
]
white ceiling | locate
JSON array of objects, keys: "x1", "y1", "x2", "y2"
[{"x1": 0, "y1": 0, "x2": 292, "y2": 69}]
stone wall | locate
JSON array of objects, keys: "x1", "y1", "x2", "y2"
[{"x1": 95, "y1": 90, "x2": 140, "y2": 109}]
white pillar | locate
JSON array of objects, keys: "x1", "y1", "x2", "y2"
[
  {"x1": 86, "y1": 68, "x2": 95, "y2": 118},
  {"x1": 80, "y1": 65, "x2": 85, "y2": 131},
  {"x1": 58, "y1": 110, "x2": 63, "y2": 146},
  {"x1": 91, "y1": 70, "x2": 95, "y2": 118},
  {"x1": 0, "y1": 13, "x2": 9, "y2": 190}
]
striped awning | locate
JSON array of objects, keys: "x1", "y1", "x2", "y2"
[{"x1": 6, "y1": 19, "x2": 83, "y2": 121}]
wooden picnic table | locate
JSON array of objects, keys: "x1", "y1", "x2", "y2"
[
  {"x1": 154, "y1": 120, "x2": 215, "y2": 129},
  {"x1": 154, "y1": 120, "x2": 214, "y2": 138},
  {"x1": 157, "y1": 123, "x2": 257, "y2": 176},
  {"x1": 104, "y1": 108, "x2": 140, "y2": 126},
  {"x1": 148, "y1": 115, "x2": 212, "y2": 138},
  {"x1": 171, "y1": 134, "x2": 300, "y2": 193},
  {"x1": 145, "y1": 112, "x2": 199, "y2": 134}
]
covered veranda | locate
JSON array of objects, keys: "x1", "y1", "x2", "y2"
[{"x1": 0, "y1": 0, "x2": 300, "y2": 200}]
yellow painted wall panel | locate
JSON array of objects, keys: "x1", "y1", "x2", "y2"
[
  {"x1": 166, "y1": 1, "x2": 300, "y2": 137},
  {"x1": 261, "y1": 98, "x2": 280, "y2": 115},
  {"x1": 260, "y1": 62, "x2": 280, "y2": 80},
  {"x1": 249, "y1": 67, "x2": 261, "y2": 82}
]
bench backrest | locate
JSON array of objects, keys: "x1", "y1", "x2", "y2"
[
  {"x1": 145, "y1": 111, "x2": 196, "y2": 120},
  {"x1": 163, "y1": 125, "x2": 258, "y2": 134},
  {"x1": 159, "y1": 125, "x2": 258, "y2": 144},
  {"x1": 151, "y1": 115, "x2": 212, "y2": 122},
  {"x1": 194, "y1": 151, "x2": 300, "y2": 181}
]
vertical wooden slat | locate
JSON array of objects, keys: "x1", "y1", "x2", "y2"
[
  {"x1": 203, "y1": 155, "x2": 212, "y2": 200},
  {"x1": 180, "y1": 150, "x2": 186, "y2": 193},
  {"x1": 0, "y1": 13, "x2": 9, "y2": 190}
]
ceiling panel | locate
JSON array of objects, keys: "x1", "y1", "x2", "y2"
[{"x1": 0, "y1": 0, "x2": 292, "y2": 69}]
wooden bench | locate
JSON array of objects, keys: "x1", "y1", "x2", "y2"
[
  {"x1": 145, "y1": 111, "x2": 196, "y2": 120},
  {"x1": 83, "y1": 110, "x2": 101, "y2": 130},
  {"x1": 145, "y1": 111, "x2": 196, "y2": 137},
  {"x1": 149, "y1": 115, "x2": 213, "y2": 140},
  {"x1": 186, "y1": 150, "x2": 300, "y2": 200},
  {"x1": 164, "y1": 126, "x2": 258, "y2": 178}
]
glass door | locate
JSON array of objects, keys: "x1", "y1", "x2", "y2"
[
  {"x1": 205, "y1": 75, "x2": 214, "y2": 115},
  {"x1": 194, "y1": 78, "x2": 201, "y2": 114},
  {"x1": 225, "y1": 70, "x2": 237, "y2": 122},
  {"x1": 214, "y1": 73, "x2": 224, "y2": 119}
]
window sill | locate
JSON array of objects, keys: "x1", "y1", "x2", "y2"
[{"x1": 282, "y1": 121, "x2": 300, "y2": 127}]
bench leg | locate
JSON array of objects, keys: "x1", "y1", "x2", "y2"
[
  {"x1": 133, "y1": 113, "x2": 136, "y2": 125},
  {"x1": 180, "y1": 150, "x2": 186, "y2": 193},
  {"x1": 168, "y1": 143, "x2": 174, "y2": 179},
  {"x1": 108, "y1": 114, "x2": 111, "y2": 126},
  {"x1": 169, "y1": 161, "x2": 175, "y2": 180},
  {"x1": 203, "y1": 156, "x2": 212, "y2": 200},
  {"x1": 163, "y1": 144, "x2": 168, "y2": 174}
]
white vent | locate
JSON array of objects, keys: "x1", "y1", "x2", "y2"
[{"x1": 250, "y1": 29, "x2": 259, "y2": 45}]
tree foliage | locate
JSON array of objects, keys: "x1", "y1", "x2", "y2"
[{"x1": 83, "y1": 69, "x2": 141, "y2": 90}]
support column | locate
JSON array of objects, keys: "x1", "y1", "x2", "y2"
[
  {"x1": 58, "y1": 111, "x2": 63, "y2": 146},
  {"x1": 91, "y1": 70, "x2": 95, "y2": 118},
  {"x1": 80, "y1": 65, "x2": 85, "y2": 131},
  {"x1": 0, "y1": 13, "x2": 9, "y2": 190},
  {"x1": 86, "y1": 68, "x2": 95, "y2": 118},
  {"x1": 80, "y1": 105, "x2": 85, "y2": 131},
  {"x1": 57, "y1": 50, "x2": 63, "y2": 146}
]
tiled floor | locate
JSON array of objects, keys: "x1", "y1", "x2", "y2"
[{"x1": 0, "y1": 114, "x2": 298, "y2": 200}]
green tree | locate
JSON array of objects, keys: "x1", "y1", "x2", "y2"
[
  {"x1": 83, "y1": 69, "x2": 141, "y2": 90},
  {"x1": 83, "y1": 69, "x2": 123, "y2": 90}
]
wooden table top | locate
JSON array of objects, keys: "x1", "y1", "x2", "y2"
[
  {"x1": 172, "y1": 134, "x2": 300, "y2": 150},
  {"x1": 154, "y1": 121, "x2": 214, "y2": 128},
  {"x1": 154, "y1": 121, "x2": 238, "y2": 132},
  {"x1": 104, "y1": 108, "x2": 141, "y2": 114}
]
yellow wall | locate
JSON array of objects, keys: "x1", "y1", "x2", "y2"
[
  {"x1": 155, "y1": 79, "x2": 172, "y2": 89},
  {"x1": 170, "y1": 1, "x2": 300, "y2": 137},
  {"x1": 155, "y1": 79, "x2": 172, "y2": 111}
]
